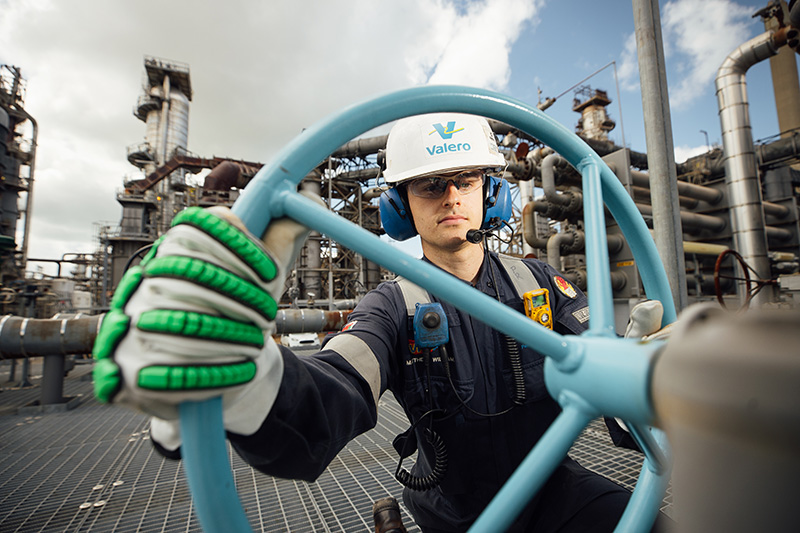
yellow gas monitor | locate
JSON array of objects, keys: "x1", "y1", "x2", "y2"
[{"x1": 523, "y1": 288, "x2": 553, "y2": 330}]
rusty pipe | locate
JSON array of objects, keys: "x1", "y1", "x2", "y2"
[
  {"x1": 0, "y1": 309, "x2": 353, "y2": 360},
  {"x1": 274, "y1": 309, "x2": 352, "y2": 334},
  {"x1": 0, "y1": 315, "x2": 102, "y2": 359}
]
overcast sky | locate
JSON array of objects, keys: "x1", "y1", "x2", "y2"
[{"x1": 0, "y1": 0, "x2": 794, "y2": 275}]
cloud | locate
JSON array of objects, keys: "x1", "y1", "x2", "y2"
[
  {"x1": 674, "y1": 143, "x2": 711, "y2": 164},
  {"x1": 0, "y1": 0, "x2": 542, "y2": 275},
  {"x1": 617, "y1": 32, "x2": 640, "y2": 91},
  {"x1": 662, "y1": 0, "x2": 754, "y2": 107},
  {"x1": 419, "y1": 0, "x2": 543, "y2": 90},
  {"x1": 616, "y1": 0, "x2": 756, "y2": 107}
]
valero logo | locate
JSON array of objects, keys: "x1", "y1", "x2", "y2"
[
  {"x1": 426, "y1": 121, "x2": 471, "y2": 156},
  {"x1": 429, "y1": 122, "x2": 464, "y2": 139}
]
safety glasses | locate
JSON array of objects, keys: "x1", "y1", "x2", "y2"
[{"x1": 406, "y1": 170, "x2": 485, "y2": 199}]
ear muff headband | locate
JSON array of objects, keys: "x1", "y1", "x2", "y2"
[
  {"x1": 483, "y1": 176, "x2": 512, "y2": 227},
  {"x1": 379, "y1": 175, "x2": 512, "y2": 241},
  {"x1": 380, "y1": 187, "x2": 417, "y2": 241}
]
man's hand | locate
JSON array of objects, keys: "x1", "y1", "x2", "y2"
[
  {"x1": 609, "y1": 299, "x2": 673, "y2": 449},
  {"x1": 92, "y1": 205, "x2": 313, "y2": 444},
  {"x1": 625, "y1": 299, "x2": 673, "y2": 341}
]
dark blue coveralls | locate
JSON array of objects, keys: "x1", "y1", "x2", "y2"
[{"x1": 220, "y1": 251, "x2": 636, "y2": 531}]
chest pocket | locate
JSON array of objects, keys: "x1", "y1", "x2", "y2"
[{"x1": 394, "y1": 256, "x2": 546, "y2": 417}]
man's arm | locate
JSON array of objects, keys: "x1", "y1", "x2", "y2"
[
  {"x1": 92, "y1": 204, "x2": 400, "y2": 481},
  {"x1": 229, "y1": 286, "x2": 405, "y2": 480}
]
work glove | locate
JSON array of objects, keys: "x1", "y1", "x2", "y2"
[
  {"x1": 92, "y1": 202, "x2": 316, "y2": 450},
  {"x1": 625, "y1": 299, "x2": 672, "y2": 341},
  {"x1": 609, "y1": 299, "x2": 673, "y2": 449}
]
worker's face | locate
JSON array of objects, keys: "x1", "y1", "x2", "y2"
[{"x1": 405, "y1": 170, "x2": 484, "y2": 252}]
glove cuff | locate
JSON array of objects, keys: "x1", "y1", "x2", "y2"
[{"x1": 222, "y1": 337, "x2": 285, "y2": 436}]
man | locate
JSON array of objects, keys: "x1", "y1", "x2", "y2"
[{"x1": 93, "y1": 113, "x2": 662, "y2": 531}]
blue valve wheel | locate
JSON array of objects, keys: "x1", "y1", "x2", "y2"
[{"x1": 180, "y1": 86, "x2": 676, "y2": 533}]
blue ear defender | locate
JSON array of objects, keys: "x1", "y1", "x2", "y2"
[
  {"x1": 380, "y1": 188, "x2": 418, "y2": 241},
  {"x1": 484, "y1": 175, "x2": 512, "y2": 225},
  {"x1": 379, "y1": 175, "x2": 513, "y2": 241}
]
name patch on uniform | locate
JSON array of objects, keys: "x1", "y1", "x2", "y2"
[
  {"x1": 341, "y1": 321, "x2": 357, "y2": 332},
  {"x1": 554, "y1": 276, "x2": 577, "y2": 298},
  {"x1": 572, "y1": 306, "x2": 590, "y2": 324}
]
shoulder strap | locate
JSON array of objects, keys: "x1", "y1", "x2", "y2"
[
  {"x1": 395, "y1": 254, "x2": 540, "y2": 314},
  {"x1": 497, "y1": 253, "x2": 540, "y2": 297},
  {"x1": 394, "y1": 276, "x2": 430, "y2": 316}
]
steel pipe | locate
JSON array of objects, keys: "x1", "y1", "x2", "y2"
[
  {"x1": 331, "y1": 135, "x2": 387, "y2": 158},
  {"x1": 715, "y1": 29, "x2": 787, "y2": 304},
  {"x1": 636, "y1": 204, "x2": 727, "y2": 232},
  {"x1": 522, "y1": 202, "x2": 550, "y2": 249},
  {"x1": 0, "y1": 310, "x2": 354, "y2": 359},
  {"x1": 541, "y1": 154, "x2": 571, "y2": 205},
  {"x1": 274, "y1": 309, "x2": 351, "y2": 334},
  {"x1": 631, "y1": 185, "x2": 699, "y2": 209},
  {"x1": 0, "y1": 315, "x2": 101, "y2": 359},
  {"x1": 763, "y1": 201, "x2": 791, "y2": 219},
  {"x1": 546, "y1": 232, "x2": 573, "y2": 270},
  {"x1": 766, "y1": 225, "x2": 794, "y2": 241},
  {"x1": 630, "y1": 170, "x2": 723, "y2": 205},
  {"x1": 545, "y1": 230, "x2": 584, "y2": 270}
]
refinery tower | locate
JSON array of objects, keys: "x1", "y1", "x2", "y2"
[{"x1": 103, "y1": 57, "x2": 192, "y2": 292}]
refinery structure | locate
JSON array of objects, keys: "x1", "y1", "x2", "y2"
[
  {"x1": 3, "y1": 10, "x2": 800, "y2": 321},
  {"x1": 1, "y1": 0, "x2": 800, "y2": 531}
]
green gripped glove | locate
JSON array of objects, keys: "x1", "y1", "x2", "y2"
[{"x1": 92, "y1": 205, "x2": 311, "y2": 438}]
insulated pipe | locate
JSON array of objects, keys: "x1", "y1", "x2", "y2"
[
  {"x1": 682, "y1": 241, "x2": 729, "y2": 256},
  {"x1": 631, "y1": 171, "x2": 786, "y2": 217},
  {"x1": 0, "y1": 315, "x2": 101, "y2": 359},
  {"x1": 274, "y1": 309, "x2": 351, "y2": 334},
  {"x1": 763, "y1": 201, "x2": 791, "y2": 219},
  {"x1": 332, "y1": 135, "x2": 387, "y2": 158},
  {"x1": 541, "y1": 154, "x2": 571, "y2": 205},
  {"x1": 715, "y1": 28, "x2": 789, "y2": 305},
  {"x1": 546, "y1": 231, "x2": 582, "y2": 270},
  {"x1": 756, "y1": 132, "x2": 800, "y2": 167},
  {"x1": 630, "y1": 170, "x2": 723, "y2": 205},
  {"x1": 636, "y1": 204, "x2": 727, "y2": 233},
  {"x1": 582, "y1": 137, "x2": 650, "y2": 170},
  {"x1": 522, "y1": 202, "x2": 550, "y2": 249},
  {"x1": 336, "y1": 167, "x2": 383, "y2": 183},
  {"x1": 631, "y1": 185, "x2": 699, "y2": 209},
  {"x1": 0, "y1": 311, "x2": 353, "y2": 360},
  {"x1": 766, "y1": 225, "x2": 794, "y2": 241}
]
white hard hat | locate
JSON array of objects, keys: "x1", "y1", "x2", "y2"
[{"x1": 383, "y1": 113, "x2": 506, "y2": 184}]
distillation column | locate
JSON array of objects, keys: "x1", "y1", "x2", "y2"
[{"x1": 108, "y1": 57, "x2": 194, "y2": 292}]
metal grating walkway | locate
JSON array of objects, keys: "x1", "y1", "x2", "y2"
[{"x1": 1, "y1": 358, "x2": 670, "y2": 532}]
